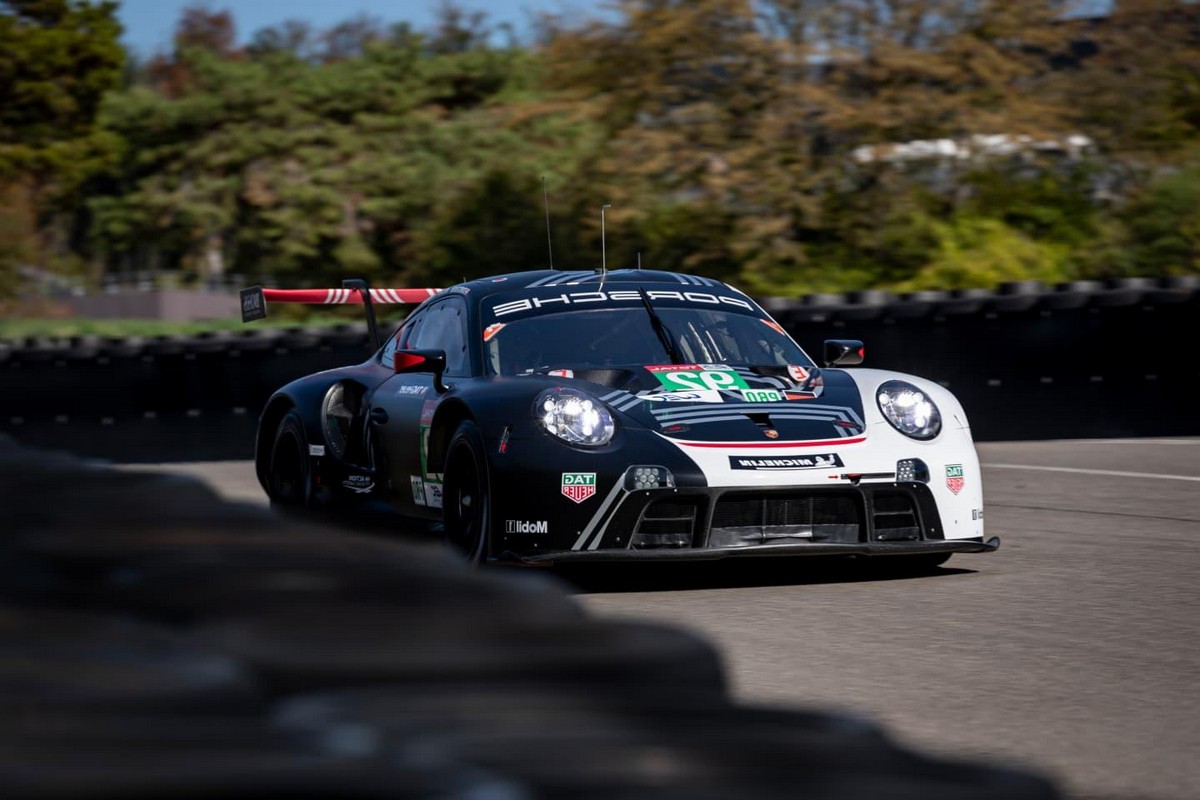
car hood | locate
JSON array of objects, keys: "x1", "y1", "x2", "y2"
[{"x1": 559, "y1": 364, "x2": 867, "y2": 445}]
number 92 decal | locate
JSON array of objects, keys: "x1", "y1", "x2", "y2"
[{"x1": 645, "y1": 364, "x2": 750, "y2": 393}]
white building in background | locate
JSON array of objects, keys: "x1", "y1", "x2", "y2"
[{"x1": 851, "y1": 133, "x2": 1096, "y2": 166}]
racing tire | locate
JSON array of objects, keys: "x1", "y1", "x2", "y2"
[
  {"x1": 441, "y1": 420, "x2": 490, "y2": 566},
  {"x1": 267, "y1": 409, "x2": 312, "y2": 509}
]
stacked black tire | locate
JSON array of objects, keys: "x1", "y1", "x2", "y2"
[{"x1": 0, "y1": 435, "x2": 1061, "y2": 799}]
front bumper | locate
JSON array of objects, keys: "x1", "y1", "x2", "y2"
[{"x1": 506, "y1": 535, "x2": 1000, "y2": 565}]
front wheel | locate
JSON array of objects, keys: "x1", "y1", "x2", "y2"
[{"x1": 441, "y1": 420, "x2": 490, "y2": 566}]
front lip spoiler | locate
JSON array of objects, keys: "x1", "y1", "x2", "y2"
[{"x1": 505, "y1": 535, "x2": 1000, "y2": 565}]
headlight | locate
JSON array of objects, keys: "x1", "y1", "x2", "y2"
[
  {"x1": 876, "y1": 380, "x2": 941, "y2": 440},
  {"x1": 536, "y1": 389, "x2": 615, "y2": 447}
]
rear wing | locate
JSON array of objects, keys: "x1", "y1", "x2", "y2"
[{"x1": 240, "y1": 278, "x2": 442, "y2": 351}]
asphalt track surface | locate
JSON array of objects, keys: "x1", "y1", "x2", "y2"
[{"x1": 128, "y1": 437, "x2": 1200, "y2": 800}]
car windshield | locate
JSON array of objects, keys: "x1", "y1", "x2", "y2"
[{"x1": 484, "y1": 306, "x2": 812, "y2": 376}]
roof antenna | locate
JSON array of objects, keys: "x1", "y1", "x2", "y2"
[
  {"x1": 637, "y1": 252, "x2": 641, "y2": 269},
  {"x1": 542, "y1": 176, "x2": 554, "y2": 270},
  {"x1": 600, "y1": 203, "x2": 611, "y2": 274}
]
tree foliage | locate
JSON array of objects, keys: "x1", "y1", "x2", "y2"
[
  {"x1": 7, "y1": 0, "x2": 1200, "y2": 298},
  {"x1": 0, "y1": 0, "x2": 124, "y2": 297}
]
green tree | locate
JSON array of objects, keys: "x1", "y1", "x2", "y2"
[
  {"x1": 1056, "y1": 0, "x2": 1200, "y2": 160},
  {"x1": 68, "y1": 0, "x2": 1200, "y2": 296},
  {"x1": 541, "y1": 0, "x2": 1087, "y2": 292},
  {"x1": 89, "y1": 3, "x2": 599, "y2": 288},
  {"x1": 1119, "y1": 163, "x2": 1200, "y2": 275},
  {"x1": 0, "y1": 0, "x2": 123, "y2": 296}
]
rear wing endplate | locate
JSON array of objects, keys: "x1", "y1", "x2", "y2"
[{"x1": 240, "y1": 279, "x2": 441, "y2": 351}]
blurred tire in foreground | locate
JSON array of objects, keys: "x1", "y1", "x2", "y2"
[{"x1": 0, "y1": 435, "x2": 1062, "y2": 799}]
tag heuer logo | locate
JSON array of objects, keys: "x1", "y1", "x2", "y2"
[
  {"x1": 561, "y1": 472, "x2": 597, "y2": 503},
  {"x1": 946, "y1": 464, "x2": 965, "y2": 495}
]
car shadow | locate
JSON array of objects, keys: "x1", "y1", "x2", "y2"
[
  {"x1": 302, "y1": 514, "x2": 981, "y2": 595},
  {"x1": 499, "y1": 558, "x2": 977, "y2": 594}
]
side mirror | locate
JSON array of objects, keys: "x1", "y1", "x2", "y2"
[
  {"x1": 823, "y1": 339, "x2": 864, "y2": 367},
  {"x1": 394, "y1": 348, "x2": 449, "y2": 393}
]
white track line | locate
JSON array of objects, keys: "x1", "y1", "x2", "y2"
[
  {"x1": 984, "y1": 464, "x2": 1200, "y2": 483},
  {"x1": 1068, "y1": 439, "x2": 1199, "y2": 446}
]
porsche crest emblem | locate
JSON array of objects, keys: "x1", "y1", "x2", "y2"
[{"x1": 763, "y1": 429, "x2": 780, "y2": 439}]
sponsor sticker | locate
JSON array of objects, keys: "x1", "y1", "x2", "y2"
[
  {"x1": 642, "y1": 389, "x2": 725, "y2": 404},
  {"x1": 561, "y1": 472, "x2": 597, "y2": 503},
  {"x1": 395, "y1": 385, "x2": 427, "y2": 396},
  {"x1": 424, "y1": 481, "x2": 444, "y2": 509},
  {"x1": 419, "y1": 398, "x2": 438, "y2": 479},
  {"x1": 491, "y1": 290, "x2": 753, "y2": 318},
  {"x1": 308, "y1": 444, "x2": 326, "y2": 456},
  {"x1": 240, "y1": 287, "x2": 266, "y2": 321},
  {"x1": 946, "y1": 464, "x2": 965, "y2": 494},
  {"x1": 420, "y1": 399, "x2": 437, "y2": 425},
  {"x1": 787, "y1": 365, "x2": 810, "y2": 383},
  {"x1": 342, "y1": 475, "x2": 374, "y2": 494},
  {"x1": 972, "y1": 508, "x2": 984, "y2": 520},
  {"x1": 729, "y1": 453, "x2": 844, "y2": 471},
  {"x1": 410, "y1": 476, "x2": 425, "y2": 505},
  {"x1": 645, "y1": 364, "x2": 701, "y2": 372},
  {"x1": 548, "y1": 368, "x2": 575, "y2": 378},
  {"x1": 741, "y1": 388, "x2": 782, "y2": 403},
  {"x1": 506, "y1": 519, "x2": 549, "y2": 534},
  {"x1": 483, "y1": 322, "x2": 506, "y2": 342}
]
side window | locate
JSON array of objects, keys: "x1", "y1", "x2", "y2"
[
  {"x1": 399, "y1": 311, "x2": 425, "y2": 349},
  {"x1": 412, "y1": 301, "x2": 470, "y2": 376},
  {"x1": 381, "y1": 311, "x2": 425, "y2": 368}
]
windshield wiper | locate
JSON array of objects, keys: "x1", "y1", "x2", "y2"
[{"x1": 638, "y1": 288, "x2": 685, "y2": 364}]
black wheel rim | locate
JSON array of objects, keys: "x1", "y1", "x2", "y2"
[{"x1": 445, "y1": 443, "x2": 484, "y2": 559}]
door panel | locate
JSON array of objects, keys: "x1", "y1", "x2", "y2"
[{"x1": 370, "y1": 373, "x2": 440, "y2": 519}]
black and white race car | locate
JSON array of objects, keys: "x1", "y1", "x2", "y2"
[{"x1": 244, "y1": 269, "x2": 998, "y2": 567}]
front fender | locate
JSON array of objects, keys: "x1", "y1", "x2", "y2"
[{"x1": 837, "y1": 367, "x2": 983, "y2": 540}]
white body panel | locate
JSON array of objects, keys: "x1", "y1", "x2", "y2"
[{"x1": 659, "y1": 368, "x2": 985, "y2": 541}]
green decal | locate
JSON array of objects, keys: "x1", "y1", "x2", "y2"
[
  {"x1": 741, "y1": 389, "x2": 782, "y2": 403},
  {"x1": 651, "y1": 366, "x2": 749, "y2": 393}
]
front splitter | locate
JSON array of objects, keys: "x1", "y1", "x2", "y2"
[{"x1": 505, "y1": 535, "x2": 1000, "y2": 566}]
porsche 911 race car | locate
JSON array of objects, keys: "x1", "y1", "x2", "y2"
[{"x1": 243, "y1": 269, "x2": 998, "y2": 567}]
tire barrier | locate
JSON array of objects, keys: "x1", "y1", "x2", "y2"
[
  {"x1": 4, "y1": 278, "x2": 1195, "y2": 462},
  {"x1": 0, "y1": 434, "x2": 1063, "y2": 799},
  {"x1": 2, "y1": 276, "x2": 1195, "y2": 461}
]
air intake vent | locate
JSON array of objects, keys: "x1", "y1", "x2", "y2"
[
  {"x1": 709, "y1": 493, "x2": 861, "y2": 547},
  {"x1": 631, "y1": 499, "x2": 698, "y2": 549},
  {"x1": 871, "y1": 491, "x2": 921, "y2": 541}
]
